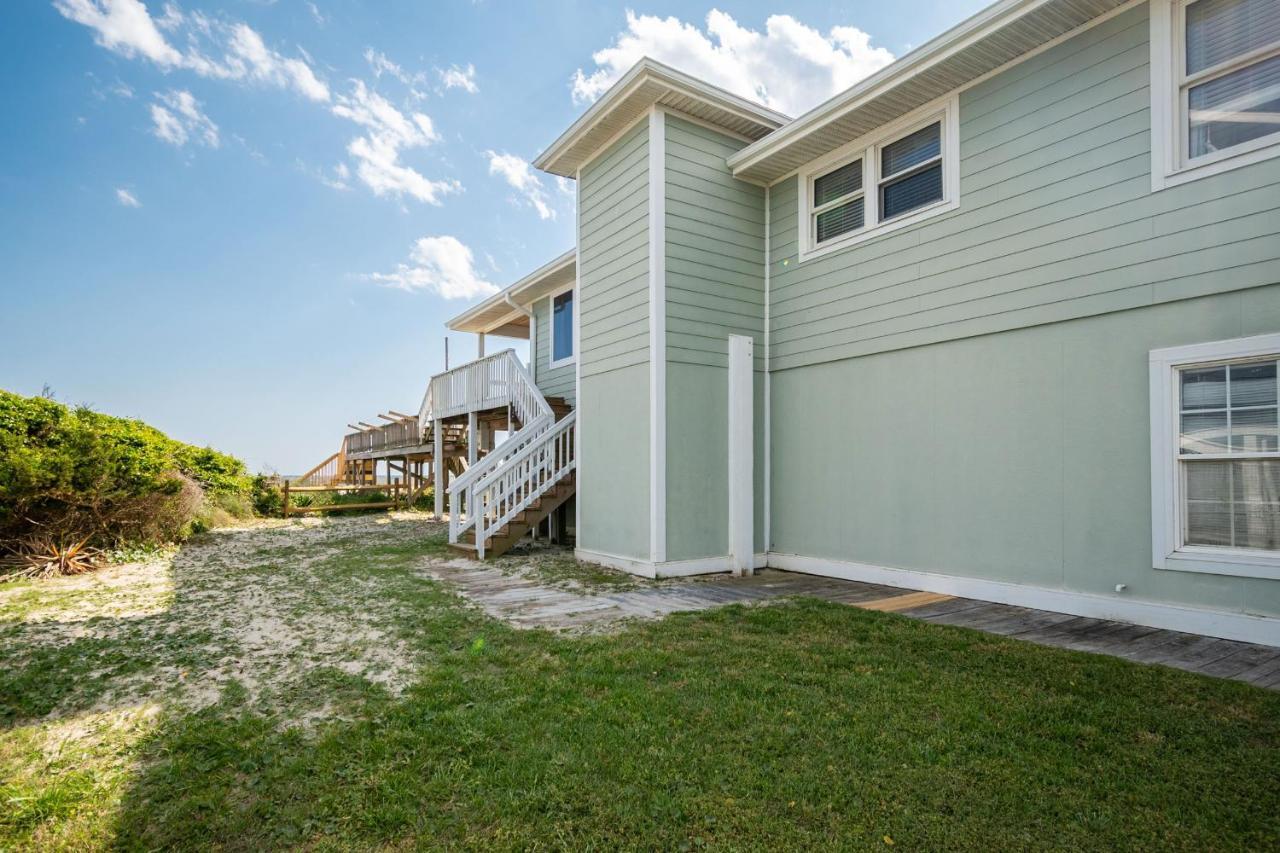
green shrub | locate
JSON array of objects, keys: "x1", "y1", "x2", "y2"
[{"x1": 0, "y1": 389, "x2": 255, "y2": 551}]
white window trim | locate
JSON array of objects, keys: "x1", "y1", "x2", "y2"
[
  {"x1": 797, "y1": 95, "x2": 959, "y2": 262},
  {"x1": 1150, "y1": 332, "x2": 1280, "y2": 580},
  {"x1": 1150, "y1": 0, "x2": 1280, "y2": 192},
  {"x1": 548, "y1": 283, "x2": 576, "y2": 369}
]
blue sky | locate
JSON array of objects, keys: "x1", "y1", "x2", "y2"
[{"x1": 0, "y1": 0, "x2": 985, "y2": 474}]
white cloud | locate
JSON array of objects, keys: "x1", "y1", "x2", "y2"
[
  {"x1": 365, "y1": 48, "x2": 426, "y2": 87},
  {"x1": 149, "y1": 89, "x2": 219, "y2": 147},
  {"x1": 364, "y1": 236, "x2": 497, "y2": 299},
  {"x1": 486, "y1": 151, "x2": 554, "y2": 220},
  {"x1": 438, "y1": 63, "x2": 477, "y2": 94},
  {"x1": 115, "y1": 187, "x2": 141, "y2": 207},
  {"x1": 53, "y1": 0, "x2": 184, "y2": 66},
  {"x1": 331, "y1": 80, "x2": 457, "y2": 204},
  {"x1": 306, "y1": 2, "x2": 326, "y2": 26},
  {"x1": 55, "y1": 0, "x2": 330, "y2": 102},
  {"x1": 571, "y1": 9, "x2": 894, "y2": 116}
]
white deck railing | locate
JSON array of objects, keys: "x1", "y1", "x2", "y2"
[
  {"x1": 418, "y1": 349, "x2": 548, "y2": 428},
  {"x1": 465, "y1": 411, "x2": 576, "y2": 558}
]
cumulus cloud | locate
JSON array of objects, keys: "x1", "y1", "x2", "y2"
[
  {"x1": 364, "y1": 236, "x2": 497, "y2": 299},
  {"x1": 438, "y1": 63, "x2": 477, "y2": 94},
  {"x1": 54, "y1": 0, "x2": 330, "y2": 102},
  {"x1": 571, "y1": 9, "x2": 894, "y2": 116},
  {"x1": 115, "y1": 187, "x2": 141, "y2": 207},
  {"x1": 149, "y1": 89, "x2": 219, "y2": 147},
  {"x1": 486, "y1": 151, "x2": 554, "y2": 220},
  {"x1": 53, "y1": 0, "x2": 183, "y2": 66},
  {"x1": 331, "y1": 80, "x2": 458, "y2": 204}
]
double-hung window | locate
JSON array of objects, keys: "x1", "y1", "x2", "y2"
[
  {"x1": 1151, "y1": 334, "x2": 1280, "y2": 578},
  {"x1": 800, "y1": 97, "x2": 958, "y2": 258},
  {"x1": 1151, "y1": 0, "x2": 1280, "y2": 188},
  {"x1": 550, "y1": 289, "x2": 574, "y2": 367}
]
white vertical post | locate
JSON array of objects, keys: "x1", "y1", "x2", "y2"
[
  {"x1": 728, "y1": 335, "x2": 754, "y2": 576},
  {"x1": 477, "y1": 332, "x2": 486, "y2": 358},
  {"x1": 433, "y1": 418, "x2": 444, "y2": 521},
  {"x1": 467, "y1": 411, "x2": 478, "y2": 467}
]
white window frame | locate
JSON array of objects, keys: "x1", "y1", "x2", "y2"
[
  {"x1": 797, "y1": 95, "x2": 960, "y2": 262},
  {"x1": 1150, "y1": 0, "x2": 1280, "y2": 191},
  {"x1": 548, "y1": 284, "x2": 576, "y2": 369},
  {"x1": 1150, "y1": 332, "x2": 1280, "y2": 579}
]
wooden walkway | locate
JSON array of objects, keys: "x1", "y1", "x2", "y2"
[{"x1": 417, "y1": 561, "x2": 1280, "y2": 690}]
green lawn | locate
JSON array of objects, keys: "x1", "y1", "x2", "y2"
[{"x1": 1, "y1": 515, "x2": 1278, "y2": 850}]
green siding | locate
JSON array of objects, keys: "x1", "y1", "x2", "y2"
[
  {"x1": 663, "y1": 116, "x2": 767, "y2": 561},
  {"x1": 577, "y1": 119, "x2": 650, "y2": 560},
  {"x1": 770, "y1": 286, "x2": 1280, "y2": 618},
  {"x1": 767, "y1": 4, "x2": 1280, "y2": 371},
  {"x1": 532, "y1": 295, "x2": 575, "y2": 404}
]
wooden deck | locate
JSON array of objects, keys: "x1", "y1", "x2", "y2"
[{"x1": 418, "y1": 561, "x2": 1280, "y2": 690}]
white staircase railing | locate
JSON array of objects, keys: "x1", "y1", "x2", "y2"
[
  {"x1": 466, "y1": 411, "x2": 576, "y2": 558},
  {"x1": 420, "y1": 348, "x2": 569, "y2": 549}
]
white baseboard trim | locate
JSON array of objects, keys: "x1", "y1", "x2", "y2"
[
  {"x1": 576, "y1": 549, "x2": 767, "y2": 579},
  {"x1": 767, "y1": 553, "x2": 1280, "y2": 646}
]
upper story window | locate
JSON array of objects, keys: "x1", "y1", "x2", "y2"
[
  {"x1": 550, "y1": 289, "x2": 574, "y2": 367},
  {"x1": 799, "y1": 96, "x2": 959, "y2": 261},
  {"x1": 1150, "y1": 334, "x2": 1280, "y2": 579},
  {"x1": 1151, "y1": 0, "x2": 1280, "y2": 189}
]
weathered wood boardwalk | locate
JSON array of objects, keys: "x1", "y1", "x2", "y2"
[{"x1": 417, "y1": 560, "x2": 1280, "y2": 690}]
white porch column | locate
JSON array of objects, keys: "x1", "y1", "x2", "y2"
[
  {"x1": 477, "y1": 332, "x2": 486, "y2": 358},
  {"x1": 467, "y1": 411, "x2": 478, "y2": 467},
  {"x1": 728, "y1": 335, "x2": 754, "y2": 576},
  {"x1": 433, "y1": 418, "x2": 444, "y2": 521}
]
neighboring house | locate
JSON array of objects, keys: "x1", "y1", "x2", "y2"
[{"x1": 416, "y1": 0, "x2": 1280, "y2": 646}]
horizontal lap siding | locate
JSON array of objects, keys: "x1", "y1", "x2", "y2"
[
  {"x1": 767, "y1": 4, "x2": 1280, "y2": 371},
  {"x1": 532, "y1": 297, "x2": 574, "y2": 404},
  {"x1": 581, "y1": 121, "x2": 649, "y2": 377},
  {"x1": 578, "y1": 119, "x2": 650, "y2": 560},
  {"x1": 663, "y1": 116, "x2": 767, "y2": 560},
  {"x1": 770, "y1": 285, "x2": 1280, "y2": 617}
]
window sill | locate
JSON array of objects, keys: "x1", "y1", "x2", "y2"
[
  {"x1": 1153, "y1": 136, "x2": 1280, "y2": 192},
  {"x1": 1158, "y1": 547, "x2": 1280, "y2": 580},
  {"x1": 549, "y1": 356, "x2": 576, "y2": 370},
  {"x1": 798, "y1": 196, "x2": 958, "y2": 263}
]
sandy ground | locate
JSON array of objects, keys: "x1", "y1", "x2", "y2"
[{"x1": 1, "y1": 514, "x2": 454, "y2": 727}]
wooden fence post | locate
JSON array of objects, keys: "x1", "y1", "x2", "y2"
[{"x1": 283, "y1": 481, "x2": 290, "y2": 519}]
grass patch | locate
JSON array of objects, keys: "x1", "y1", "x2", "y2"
[{"x1": 1, "y1": 515, "x2": 1277, "y2": 850}]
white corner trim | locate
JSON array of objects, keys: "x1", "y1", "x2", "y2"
[
  {"x1": 763, "y1": 184, "x2": 772, "y2": 554},
  {"x1": 576, "y1": 548, "x2": 768, "y2": 579},
  {"x1": 574, "y1": 168, "x2": 583, "y2": 540},
  {"x1": 648, "y1": 107, "x2": 667, "y2": 564},
  {"x1": 1149, "y1": 332, "x2": 1280, "y2": 579},
  {"x1": 796, "y1": 95, "x2": 960, "y2": 263},
  {"x1": 1149, "y1": 0, "x2": 1280, "y2": 192},
  {"x1": 767, "y1": 552, "x2": 1280, "y2": 646}
]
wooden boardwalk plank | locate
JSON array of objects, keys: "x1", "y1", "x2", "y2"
[{"x1": 415, "y1": 560, "x2": 1278, "y2": 689}]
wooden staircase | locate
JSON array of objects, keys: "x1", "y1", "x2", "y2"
[{"x1": 450, "y1": 473, "x2": 575, "y2": 559}]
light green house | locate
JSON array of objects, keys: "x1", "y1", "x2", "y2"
[{"x1": 440, "y1": 0, "x2": 1280, "y2": 646}]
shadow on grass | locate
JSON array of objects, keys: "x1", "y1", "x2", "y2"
[{"x1": 104, "y1": 600, "x2": 1280, "y2": 850}]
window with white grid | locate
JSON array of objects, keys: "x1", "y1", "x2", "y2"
[{"x1": 1151, "y1": 334, "x2": 1280, "y2": 578}]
